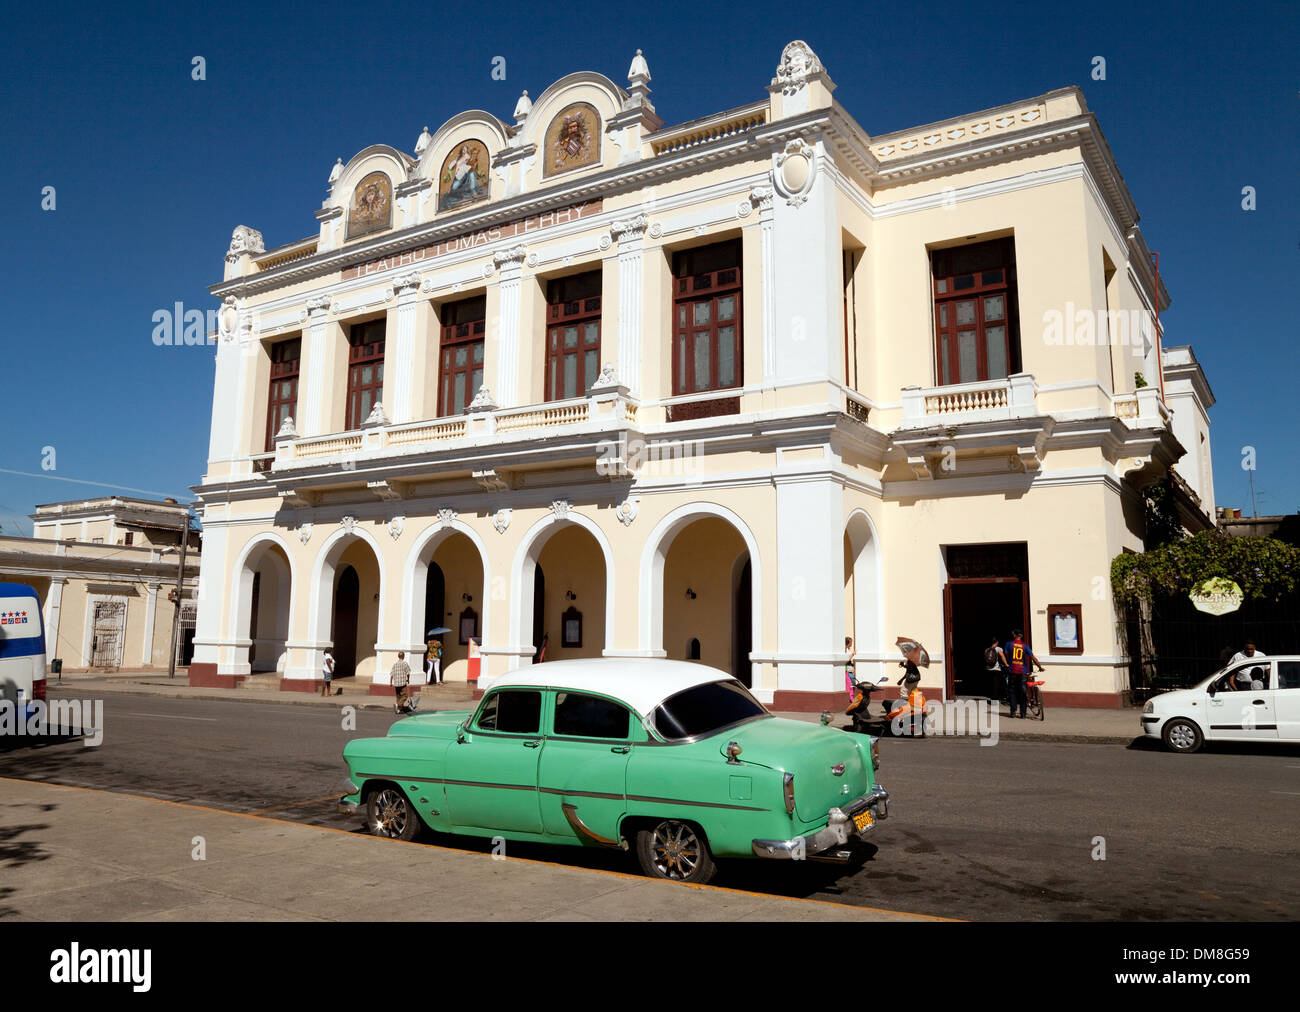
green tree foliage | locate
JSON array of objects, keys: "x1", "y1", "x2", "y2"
[{"x1": 1112, "y1": 529, "x2": 1300, "y2": 605}]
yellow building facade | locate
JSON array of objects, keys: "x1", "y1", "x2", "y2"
[{"x1": 191, "y1": 41, "x2": 1213, "y2": 708}]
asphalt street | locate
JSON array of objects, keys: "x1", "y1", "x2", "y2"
[{"x1": 3, "y1": 689, "x2": 1297, "y2": 921}]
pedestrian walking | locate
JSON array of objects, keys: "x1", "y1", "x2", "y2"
[
  {"x1": 1003, "y1": 629, "x2": 1044, "y2": 718},
  {"x1": 425, "y1": 636, "x2": 443, "y2": 685},
  {"x1": 844, "y1": 636, "x2": 857, "y2": 703},
  {"x1": 984, "y1": 636, "x2": 1008, "y2": 701},
  {"x1": 321, "y1": 651, "x2": 335, "y2": 697},
  {"x1": 391, "y1": 651, "x2": 414, "y2": 714}
]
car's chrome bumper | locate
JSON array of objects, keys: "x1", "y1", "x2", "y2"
[{"x1": 752, "y1": 784, "x2": 889, "y2": 860}]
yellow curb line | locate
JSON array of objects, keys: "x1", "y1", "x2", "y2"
[{"x1": 0, "y1": 776, "x2": 954, "y2": 921}]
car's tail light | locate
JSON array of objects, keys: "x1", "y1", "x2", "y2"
[
  {"x1": 33, "y1": 677, "x2": 46, "y2": 702},
  {"x1": 783, "y1": 772, "x2": 795, "y2": 815}
]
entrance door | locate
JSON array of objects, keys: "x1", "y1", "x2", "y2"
[
  {"x1": 332, "y1": 565, "x2": 359, "y2": 679},
  {"x1": 732, "y1": 557, "x2": 752, "y2": 687},
  {"x1": 943, "y1": 544, "x2": 1031, "y2": 699},
  {"x1": 948, "y1": 581, "x2": 1025, "y2": 698},
  {"x1": 531, "y1": 565, "x2": 546, "y2": 661},
  {"x1": 423, "y1": 562, "x2": 445, "y2": 641},
  {"x1": 91, "y1": 599, "x2": 126, "y2": 667}
]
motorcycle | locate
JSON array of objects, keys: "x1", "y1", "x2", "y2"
[{"x1": 844, "y1": 673, "x2": 892, "y2": 734}]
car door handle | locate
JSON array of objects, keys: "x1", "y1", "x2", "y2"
[
  {"x1": 1252, "y1": 699, "x2": 1266, "y2": 706},
  {"x1": 610, "y1": 745, "x2": 630, "y2": 754},
  {"x1": 523, "y1": 739, "x2": 541, "y2": 748}
]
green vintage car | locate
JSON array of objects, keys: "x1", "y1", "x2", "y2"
[{"x1": 339, "y1": 658, "x2": 889, "y2": 883}]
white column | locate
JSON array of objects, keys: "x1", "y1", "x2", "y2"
[
  {"x1": 389, "y1": 274, "x2": 422, "y2": 423},
  {"x1": 774, "y1": 474, "x2": 845, "y2": 692},
  {"x1": 769, "y1": 141, "x2": 839, "y2": 385},
  {"x1": 207, "y1": 336, "x2": 243, "y2": 463},
  {"x1": 142, "y1": 582, "x2": 159, "y2": 667},
  {"x1": 190, "y1": 521, "x2": 229, "y2": 669},
  {"x1": 611, "y1": 215, "x2": 647, "y2": 394},
  {"x1": 44, "y1": 579, "x2": 65, "y2": 663},
  {"x1": 493, "y1": 246, "x2": 526, "y2": 408},
  {"x1": 301, "y1": 297, "x2": 332, "y2": 436},
  {"x1": 750, "y1": 187, "x2": 777, "y2": 381}
]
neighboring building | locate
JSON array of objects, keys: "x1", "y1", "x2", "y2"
[
  {"x1": 191, "y1": 41, "x2": 1213, "y2": 708},
  {"x1": 0, "y1": 497, "x2": 200, "y2": 670}
]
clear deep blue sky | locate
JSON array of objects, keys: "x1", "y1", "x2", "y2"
[{"x1": 0, "y1": 0, "x2": 1296, "y2": 535}]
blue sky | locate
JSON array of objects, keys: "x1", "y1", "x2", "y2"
[{"x1": 0, "y1": 0, "x2": 1296, "y2": 535}]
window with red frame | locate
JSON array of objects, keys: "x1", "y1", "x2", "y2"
[
  {"x1": 931, "y1": 237, "x2": 1020, "y2": 386},
  {"x1": 438, "y1": 296, "x2": 486, "y2": 416},
  {"x1": 265, "y1": 337, "x2": 301, "y2": 450},
  {"x1": 545, "y1": 271, "x2": 602, "y2": 401},
  {"x1": 672, "y1": 240, "x2": 742, "y2": 396},
  {"x1": 346, "y1": 321, "x2": 385, "y2": 430}
]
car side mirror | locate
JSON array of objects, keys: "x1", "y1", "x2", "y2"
[
  {"x1": 1207, "y1": 683, "x2": 1217, "y2": 698},
  {"x1": 456, "y1": 720, "x2": 468, "y2": 744}
]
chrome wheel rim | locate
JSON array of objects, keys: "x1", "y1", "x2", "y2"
[
  {"x1": 1169, "y1": 723, "x2": 1195, "y2": 750},
  {"x1": 650, "y1": 821, "x2": 701, "y2": 880},
  {"x1": 371, "y1": 789, "x2": 409, "y2": 838}
]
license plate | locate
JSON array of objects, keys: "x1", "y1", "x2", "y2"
[{"x1": 853, "y1": 810, "x2": 874, "y2": 832}]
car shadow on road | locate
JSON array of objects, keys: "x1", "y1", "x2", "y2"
[{"x1": 1126, "y1": 737, "x2": 1300, "y2": 757}]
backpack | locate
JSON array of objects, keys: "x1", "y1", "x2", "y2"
[{"x1": 984, "y1": 645, "x2": 999, "y2": 668}]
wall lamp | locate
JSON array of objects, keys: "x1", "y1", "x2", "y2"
[{"x1": 685, "y1": 588, "x2": 697, "y2": 599}]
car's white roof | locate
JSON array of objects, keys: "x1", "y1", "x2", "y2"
[{"x1": 485, "y1": 658, "x2": 736, "y2": 716}]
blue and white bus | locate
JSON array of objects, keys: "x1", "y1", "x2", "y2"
[{"x1": 0, "y1": 582, "x2": 47, "y2": 729}]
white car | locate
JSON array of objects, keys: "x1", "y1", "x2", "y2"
[{"x1": 1142, "y1": 655, "x2": 1300, "y2": 753}]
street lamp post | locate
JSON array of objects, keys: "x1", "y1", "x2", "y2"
[{"x1": 164, "y1": 517, "x2": 191, "y2": 679}]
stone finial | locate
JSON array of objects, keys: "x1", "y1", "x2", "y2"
[
  {"x1": 628, "y1": 48, "x2": 650, "y2": 86},
  {"x1": 625, "y1": 49, "x2": 653, "y2": 112},
  {"x1": 468, "y1": 385, "x2": 498, "y2": 412},
  {"x1": 415, "y1": 126, "x2": 432, "y2": 156},
  {"x1": 513, "y1": 90, "x2": 532, "y2": 123},
  {"x1": 773, "y1": 40, "x2": 825, "y2": 94},
  {"x1": 328, "y1": 157, "x2": 344, "y2": 184},
  {"x1": 362, "y1": 402, "x2": 390, "y2": 427},
  {"x1": 275, "y1": 415, "x2": 297, "y2": 439}
]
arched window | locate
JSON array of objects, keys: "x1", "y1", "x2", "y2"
[{"x1": 687, "y1": 638, "x2": 701, "y2": 660}]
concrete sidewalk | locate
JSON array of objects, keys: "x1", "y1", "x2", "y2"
[
  {"x1": 46, "y1": 669, "x2": 1142, "y2": 743},
  {"x1": 0, "y1": 777, "x2": 935, "y2": 922}
]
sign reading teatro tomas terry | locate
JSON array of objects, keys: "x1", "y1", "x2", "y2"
[
  {"x1": 1189, "y1": 577, "x2": 1244, "y2": 616},
  {"x1": 342, "y1": 199, "x2": 602, "y2": 281}
]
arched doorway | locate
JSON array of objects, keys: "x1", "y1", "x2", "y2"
[
  {"x1": 510, "y1": 513, "x2": 613, "y2": 667},
  {"x1": 640, "y1": 504, "x2": 763, "y2": 688},
  {"x1": 844, "y1": 510, "x2": 883, "y2": 685},
  {"x1": 232, "y1": 537, "x2": 294, "y2": 674},
  {"x1": 404, "y1": 526, "x2": 486, "y2": 683},
  {"x1": 661, "y1": 516, "x2": 751, "y2": 683},
  {"x1": 332, "y1": 565, "x2": 360, "y2": 679},
  {"x1": 309, "y1": 530, "x2": 385, "y2": 684}
]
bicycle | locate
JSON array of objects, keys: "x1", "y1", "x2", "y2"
[{"x1": 1026, "y1": 677, "x2": 1046, "y2": 721}]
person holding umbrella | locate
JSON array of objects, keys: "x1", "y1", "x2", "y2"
[
  {"x1": 425, "y1": 627, "x2": 450, "y2": 685},
  {"x1": 889, "y1": 637, "x2": 931, "y2": 732}
]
